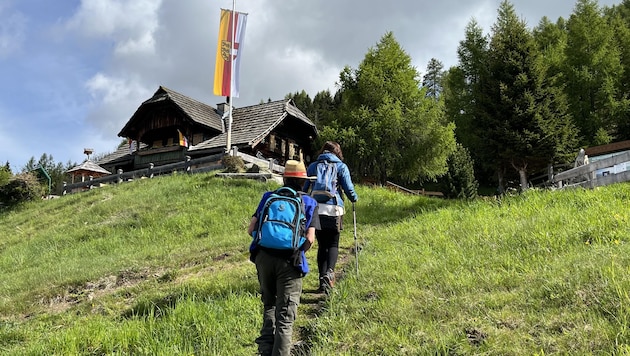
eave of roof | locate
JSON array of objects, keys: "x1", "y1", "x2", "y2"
[
  {"x1": 585, "y1": 140, "x2": 630, "y2": 157},
  {"x1": 189, "y1": 99, "x2": 316, "y2": 152},
  {"x1": 66, "y1": 160, "x2": 111, "y2": 175},
  {"x1": 118, "y1": 86, "x2": 224, "y2": 137}
]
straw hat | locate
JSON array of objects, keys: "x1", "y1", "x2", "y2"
[{"x1": 283, "y1": 160, "x2": 316, "y2": 180}]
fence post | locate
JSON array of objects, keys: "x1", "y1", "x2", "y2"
[
  {"x1": 185, "y1": 156, "x2": 192, "y2": 174},
  {"x1": 117, "y1": 169, "x2": 123, "y2": 184},
  {"x1": 89, "y1": 176, "x2": 94, "y2": 189},
  {"x1": 231, "y1": 146, "x2": 238, "y2": 157},
  {"x1": 268, "y1": 158, "x2": 274, "y2": 172},
  {"x1": 149, "y1": 163, "x2": 154, "y2": 178},
  {"x1": 63, "y1": 181, "x2": 67, "y2": 195}
]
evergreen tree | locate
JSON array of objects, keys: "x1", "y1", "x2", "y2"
[
  {"x1": 422, "y1": 58, "x2": 445, "y2": 100},
  {"x1": 327, "y1": 32, "x2": 456, "y2": 184},
  {"x1": 564, "y1": 0, "x2": 622, "y2": 145},
  {"x1": 605, "y1": 5, "x2": 630, "y2": 139},
  {"x1": 439, "y1": 143, "x2": 478, "y2": 199},
  {"x1": 0, "y1": 162, "x2": 11, "y2": 187},
  {"x1": 312, "y1": 89, "x2": 336, "y2": 129},
  {"x1": 478, "y1": 0, "x2": 577, "y2": 191},
  {"x1": 285, "y1": 90, "x2": 314, "y2": 120},
  {"x1": 444, "y1": 20, "x2": 492, "y2": 184},
  {"x1": 22, "y1": 154, "x2": 76, "y2": 195}
]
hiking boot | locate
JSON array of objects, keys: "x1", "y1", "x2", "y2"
[
  {"x1": 318, "y1": 276, "x2": 328, "y2": 293},
  {"x1": 322, "y1": 269, "x2": 335, "y2": 290},
  {"x1": 327, "y1": 270, "x2": 336, "y2": 288}
]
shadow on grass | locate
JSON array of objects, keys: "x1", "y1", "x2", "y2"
[
  {"x1": 121, "y1": 278, "x2": 260, "y2": 319},
  {"x1": 355, "y1": 193, "x2": 452, "y2": 227}
]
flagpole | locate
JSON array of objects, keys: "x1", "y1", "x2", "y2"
[{"x1": 226, "y1": 0, "x2": 236, "y2": 153}]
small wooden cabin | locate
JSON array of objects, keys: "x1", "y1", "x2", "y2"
[{"x1": 98, "y1": 86, "x2": 318, "y2": 173}]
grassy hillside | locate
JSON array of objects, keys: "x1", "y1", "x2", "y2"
[{"x1": 1, "y1": 172, "x2": 630, "y2": 355}]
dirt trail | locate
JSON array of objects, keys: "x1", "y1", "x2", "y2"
[{"x1": 291, "y1": 243, "x2": 360, "y2": 356}]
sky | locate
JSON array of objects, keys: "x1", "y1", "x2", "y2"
[{"x1": 0, "y1": 0, "x2": 622, "y2": 171}]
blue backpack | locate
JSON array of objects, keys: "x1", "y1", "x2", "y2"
[
  {"x1": 254, "y1": 187, "x2": 306, "y2": 250},
  {"x1": 310, "y1": 160, "x2": 338, "y2": 204}
]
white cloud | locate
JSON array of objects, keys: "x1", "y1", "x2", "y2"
[
  {"x1": 65, "y1": 0, "x2": 162, "y2": 55},
  {"x1": 85, "y1": 73, "x2": 152, "y2": 135},
  {"x1": 0, "y1": 5, "x2": 26, "y2": 58}
]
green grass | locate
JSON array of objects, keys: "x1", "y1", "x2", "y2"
[{"x1": 1, "y1": 172, "x2": 630, "y2": 354}]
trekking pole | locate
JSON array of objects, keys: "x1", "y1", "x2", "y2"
[{"x1": 353, "y1": 202, "x2": 358, "y2": 276}]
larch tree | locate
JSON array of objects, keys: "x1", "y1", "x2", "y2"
[
  {"x1": 564, "y1": 0, "x2": 622, "y2": 145},
  {"x1": 327, "y1": 32, "x2": 455, "y2": 184}
]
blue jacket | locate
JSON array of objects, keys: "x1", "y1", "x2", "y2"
[{"x1": 304, "y1": 152, "x2": 358, "y2": 210}]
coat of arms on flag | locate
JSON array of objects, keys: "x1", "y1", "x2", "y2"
[{"x1": 213, "y1": 8, "x2": 248, "y2": 98}]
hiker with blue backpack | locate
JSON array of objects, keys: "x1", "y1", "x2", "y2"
[
  {"x1": 247, "y1": 160, "x2": 320, "y2": 356},
  {"x1": 304, "y1": 141, "x2": 359, "y2": 293}
]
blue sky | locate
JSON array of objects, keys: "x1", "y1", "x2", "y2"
[{"x1": 0, "y1": 0, "x2": 621, "y2": 171}]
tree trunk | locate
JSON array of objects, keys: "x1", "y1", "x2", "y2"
[
  {"x1": 519, "y1": 169, "x2": 528, "y2": 191},
  {"x1": 496, "y1": 169, "x2": 505, "y2": 195}
]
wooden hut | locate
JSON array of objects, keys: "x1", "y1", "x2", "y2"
[{"x1": 97, "y1": 86, "x2": 318, "y2": 174}]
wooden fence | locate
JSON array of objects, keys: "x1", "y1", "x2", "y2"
[
  {"x1": 552, "y1": 151, "x2": 630, "y2": 189},
  {"x1": 62, "y1": 148, "x2": 284, "y2": 195},
  {"x1": 385, "y1": 181, "x2": 444, "y2": 197}
]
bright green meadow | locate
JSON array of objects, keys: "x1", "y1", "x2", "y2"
[{"x1": 1, "y1": 172, "x2": 630, "y2": 355}]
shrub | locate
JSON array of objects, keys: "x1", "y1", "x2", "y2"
[
  {"x1": 439, "y1": 144, "x2": 478, "y2": 199},
  {"x1": 0, "y1": 172, "x2": 47, "y2": 206},
  {"x1": 0, "y1": 165, "x2": 10, "y2": 187},
  {"x1": 222, "y1": 155, "x2": 245, "y2": 173}
]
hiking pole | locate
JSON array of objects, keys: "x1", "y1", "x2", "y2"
[{"x1": 353, "y1": 202, "x2": 358, "y2": 276}]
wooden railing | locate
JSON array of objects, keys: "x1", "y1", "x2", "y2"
[
  {"x1": 552, "y1": 151, "x2": 630, "y2": 189},
  {"x1": 63, "y1": 148, "x2": 284, "y2": 195},
  {"x1": 385, "y1": 181, "x2": 444, "y2": 197}
]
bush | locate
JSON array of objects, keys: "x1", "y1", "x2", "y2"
[
  {"x1": 0, "y1": 166, "x2": 10, "y2": 187},
  {"x1": 0, "y1": 172, "x2": 47, "y2": 206},
  {"x1": 439, "y1": 144, "x2": 478, "y2": 199},
  {"x1": 222, "y1": 155, "x2": 245, "y2": 173}
]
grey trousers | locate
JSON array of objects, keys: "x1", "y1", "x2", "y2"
[{"x1": 255, "y1": 249, "x2": 303, "y2": 356}]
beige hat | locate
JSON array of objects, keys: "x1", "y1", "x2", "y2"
[{"x1": 283, "y1": 160, "x2": 316, "y2": 180}]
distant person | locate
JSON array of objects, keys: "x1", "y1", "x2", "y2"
[
  {"x1": 247, "y1": 160, "x2": 320, "y2": 356},
  {"x1": 304, "y1": 141, "x2": 358, "y2": 293},
  {"x1": 574, "y1": 148, "x2": 589, "y2": 168}
]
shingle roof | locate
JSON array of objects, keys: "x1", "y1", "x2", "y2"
[
  {"x1": 96, "y1": 142, "x2": 147, "y2": 166},
  {"x1": 118, "y1": 86, "x2": 223, "y2": 137},
  {"x1": 156, "y1": 86, "x2": 223, "y2": 131},
  {"x1": 109, "y1": 86, "x2": 317, "y2": 161},
  {"x1": 190, "y1": 99, "x2": 316, "y2": 152},
  {"x1": 66, "y1": 160, "x2": 111, "y2": 175}
]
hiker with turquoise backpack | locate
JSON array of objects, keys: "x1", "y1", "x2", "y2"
[
  {"x1": 247, "y1": 160, "x2": 320, "y2": 356},
  {"x1": 303, "y1": 141, "x2": 358, "y2": 293}
]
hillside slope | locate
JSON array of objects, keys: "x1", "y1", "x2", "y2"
[{"x1": 1, "y1": 173, "x2": 630, "y2": 354}]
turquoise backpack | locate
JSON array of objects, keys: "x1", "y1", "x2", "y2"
[{"x1": 254, "y1": 187, "x2": 306, "y2": 250}]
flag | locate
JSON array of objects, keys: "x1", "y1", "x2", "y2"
[
  {"x1": 178, "y1": 130, "x2": 189, "y2": 147},
  {"x1": 128, "y1": 138, "x2": 136, "y2": 154},
  {"x1": 213, "y1": 8, "x2": 247, "y2": 98}
]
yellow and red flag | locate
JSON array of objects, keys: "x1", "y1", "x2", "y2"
[
  {"x1": 178, "y1": 130, "x2": 189, "y2": 147},
  {"x1": 213, "y1": 9, "x2": 247, "y2": 98}
]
